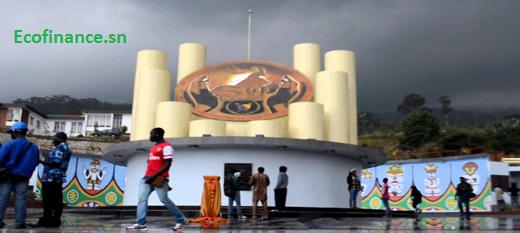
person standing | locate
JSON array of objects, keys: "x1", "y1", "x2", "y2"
[
  {"x1": 126, "y1": 128, "x2": 188, "y2": 231},
  {"x1": 377, "y1": 178, "x2": 391, "y2": 217},
  {"x1": 347, "y1": 168, "x2": 361, "y2": 208},
  {"x1": 508, "y1": 183, "x2": 519, "y2": 208},
  {"x1": 494, "y1": 186, "x2": 505, "y2": 210},
  {"x1": 0, "y1": 122, "x2": 40, "y2": 229},
  {"x1": 456, "y1": 177, "x2": 473, "y2": 220},
  {"x1": 272, "y1": 165, "x2": 288, "y2": 212},
  {"x1": 28, "y1": 132, "x2": 72, "y2": 228},
  {"x1": 249, "y1": 167, "x2": 270, "y2": 220},
  {"x1": 224, "y1": 170, "x2": 247, "y2": 219}
]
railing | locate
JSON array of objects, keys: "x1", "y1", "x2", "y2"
[{"x1": 390, "y1": 147, "x2": 506, "y2": 160}]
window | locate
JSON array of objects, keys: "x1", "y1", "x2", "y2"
[
  {"x1": 37, "y1": 120, "x2": 41, "y2": 129},
  {"x1": 54, "y1": 122, "x2": 66, "y2": 132},
  {"x1": 86, "y1": 114, "x2": 111, "y2": 127},
  {"x1": 7, "y1": 110, "x2": 14, "y2": 121},
  {"x1": 113, "y1": 115, "x2": 122, "y2": 129},
  {"x1": 30, "y1": 116, "x2": 34, "y2": 126},
  {"x1": 71, "y1": 122, "x2": 83, "y2": 133}
]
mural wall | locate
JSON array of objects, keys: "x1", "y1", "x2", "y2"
[
  {"x1": 361, "y1": 156, "x2": 493, "y2": 212},
  {"x1": 35, "y1": 155, "x2": 127, "y2": 207}
]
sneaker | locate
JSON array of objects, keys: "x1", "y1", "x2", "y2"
[
  {"x1": 127, "y1": 224, "x2": 147, "y2": 230},
  {"x1": 0, "y1": 222, "x2": 5, "y2": 228},
  {"x1": 270, "y1": 209, "x2": 279, "y2": 212},
  {"x1": 15, "y1": 224, "x2": 27, "y2": 229},
  {"x1": 173, "y1": 218, "x2": 189, "y2": 231},
  {"x1": 239, "y1": 215, "x2": 248, "y2": 219}
]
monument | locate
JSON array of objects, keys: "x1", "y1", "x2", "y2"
[{"x1": 103, "y1": 43, "x2": 387, "y2": 208}]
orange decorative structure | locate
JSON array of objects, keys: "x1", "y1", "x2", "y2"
[
  {"x1": 175, "y1": 61, "x2": 314, "y2": 121},
  {"x1": 190, "y1": 176, "x2": 229, "y2": 225}
]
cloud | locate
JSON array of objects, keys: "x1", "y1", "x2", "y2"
[{"x1": 1, "y1": 0, "x2": 519, "y2": 112}]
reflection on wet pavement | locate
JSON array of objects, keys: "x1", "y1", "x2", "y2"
[{"x1": 0, "y1": 214, "x2": 519, "y2": 232}]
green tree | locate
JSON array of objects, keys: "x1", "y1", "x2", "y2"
[
  {"x1": 397, "y1": 93, "x2": 429, "y2": 116},
  {"x1": 439, "y1": 96, "x2": 453, "y2": 127},
  {"x1": 400, "y1": 111, "x2": 440, "y2": 148},
  {"x1": 358, "y1": 112, "x2": 381, "y2": 136},
  {"x1": 486, "y1": 115, "x2": 520, "y2": 154}
]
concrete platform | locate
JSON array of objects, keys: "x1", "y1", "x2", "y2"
[{"x1": 1, "y1": 208, "x2": 520, "y2": 232}]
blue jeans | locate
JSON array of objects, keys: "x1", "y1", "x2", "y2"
[
  {"x1": 349, "y1": 189, "x2": 360, "y2": 208},
  {"x1": 457, "y1": 194, "x2": 470, "y2": 218},
  {"x1": 136, "y1": 178, "x2": 185, "y2": 225},
  {"x1": 0, "y1": 180, "x2": 29, "y2": 224},
  {"x1": 228, "y1": 193, "x2": 242, "y2": 217},
  {"x1": 511, "y1": 197, "x2": 519, "y2": 208},
  {"x1": 382, "y1": 197, "x2": 391, "y2": 216}
]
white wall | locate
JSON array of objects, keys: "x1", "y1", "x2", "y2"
[
  {"x1": 28, "y1": 112, "x2": 47, "y2": 135},
  {"x1": 123, "y1": 148, "x2": 361, "y2": 208},
  {"x1": 490, "y1": 161, "x2": 510, "y2": 176},
  {"x1": 5, "y1": 107, "x2": 22, "y2": 127},
  {"x1": 47, "y1": 119, "x2": 84, "y2": 137},
  {"x1": 122, "y1": 114, "x2": 132, "y2": 133}
]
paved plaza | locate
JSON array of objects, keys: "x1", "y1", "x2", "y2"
[{"x1": 0, "y1": 208, "x2": 519, "y2": 232}]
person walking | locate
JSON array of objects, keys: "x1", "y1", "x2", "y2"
[
  {"x1": 272, "y1": 165, "x2": 288, "y2": 212},
  {"x1": 347, "y1": 168, "x2": 362, "y2": 208},
  {"x1": 28, "y1": 132, "x2": 72, "y2": 228},
  {"x1": 224, "y1": 170, "x2": 247, "y2": 219},
  {"x1": 494, "y1": 186, "x2": 505, "y2": 211},
  {"x1": 456, "y1": 177, "x2": 473, "y2": 220},
  {"x1": 410, "y1": 185, "x2": 423, "y2": 214},
  {"x1": 508, "y1": 183, "x2": 519, "y2": 208},
  {"x1": 377, "y1": 178, "x2": 391, "y2": 217},
  {"x1": 126, "y1": 128, "x2": 188, "y2": 231},
  {"x1": 0, "y1": 122, "x2": 40, "y2": 229},
  {"x1": 249, "y1": 167, "x2": 270, "y2": 220}
]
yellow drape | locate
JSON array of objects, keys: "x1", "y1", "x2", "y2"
[
  {"x1": 190, "y1": 175, "x2": 229, "y2": 226},
  {"x1": 200, "y1": 175, "x2": 221, "y2": 217}
]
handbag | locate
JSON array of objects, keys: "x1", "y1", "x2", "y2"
[
  {"x1": 151, "y1": 176, "x2": 166, "y2": 188},
  {"x1": 468, "y1": 192, "x2": 476, "y2": 198},
  {"x1": 0, "y1": 142, "x2": 33, "y2": 182}
]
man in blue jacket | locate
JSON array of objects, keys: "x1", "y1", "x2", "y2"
[{"x1": 0, "y1": 122, "x2": 40, "y2": 229}]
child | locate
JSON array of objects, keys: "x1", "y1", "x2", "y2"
[{"x1": 376, "y1": 178, "x2": 391, "y2": 217}]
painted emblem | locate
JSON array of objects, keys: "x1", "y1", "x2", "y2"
[{"x1": 175, "y1": 61, "x2": 314, "y2": 121}]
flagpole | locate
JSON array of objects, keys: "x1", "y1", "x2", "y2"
[{"x1": 247, "y1": 9, "x2": 252, "y2": 61}]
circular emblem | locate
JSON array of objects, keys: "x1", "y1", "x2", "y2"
[
  {"x1": 175, "y1": 61, "x2": 314, "y2": 121},
  {"x1": 445, "y1": 196, "x2": 457, "y2": 210},
  {"x1": 67, "y1": 190, "x2": 79, "y2": 203},
  {"x1": 370, "y1": 197, "x2": 382, "y2": 209},
  {"x1": 105, "y1": 191, "x2": 118, "y2": 205}
]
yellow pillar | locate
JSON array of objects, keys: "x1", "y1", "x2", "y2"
[
  {"x1": 293, "y1": 43, "x2": 321, "y2": 86},
  {"x1": 155, "y1": 101, "x2": 192, "y2": 138},
  {"x1": 177, "y1": 43, "x2": 206, "y2": 84},
  {"x1": 288, "y1": 102, "x2": 324, "y2": 140},
  {"x1": 131, "y1": 50, "x2": 168, "y2": 141},
  {"x1": 225, "y1": 122, "x2": 248, "y2": 136},
  {"x1": 189, "y1": 119, "x2": 226, "y2": 137},
  {"x1": 247, "y1": 120, "x2": 283, "y2": 138},
  {"x1": 132, "y1": 69, "x2": 172, "y2": 141},
  {"x1": 324, "y1": 50, "x2": 358, "y2": 145},
  {"x1": 315, "y1": 71, "x2": 349, "y2": 144}
]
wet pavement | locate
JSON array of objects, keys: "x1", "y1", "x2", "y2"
[{"x1": 1, "y1": 208, "x2": 520, "y2": 232}]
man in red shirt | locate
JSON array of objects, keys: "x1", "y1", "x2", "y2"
[{"x1": 127, "y1": 128, "x2": 188, "y2": 231}]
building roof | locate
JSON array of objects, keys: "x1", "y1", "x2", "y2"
[
  {"x1": 46, "y1": 114, "x2": 84, "y2": 120},
  {"x1": 81, "y1": 109, "x2": 132, "y2": 114},
  {"x1": 1, "y1": 103, "x2": 47, "y2": 118}
]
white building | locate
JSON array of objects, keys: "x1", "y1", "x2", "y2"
[
  {"x1": 0, "y1": 103, "x2": 48, "y2": 135},
  {"x1": 82, "y1": 109, "x2": 132, "y2": 136},
  {"x1": 46, "y1": 114, "x2": 85, "y2": 137}
]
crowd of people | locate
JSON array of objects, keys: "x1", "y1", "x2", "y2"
[{"x1": 1, "y1": 122, "x2": 519, "y2": 230}]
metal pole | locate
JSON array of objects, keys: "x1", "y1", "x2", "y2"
[{"x1": 247, "y1": 9, "x2": 252, "y2": 61}]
